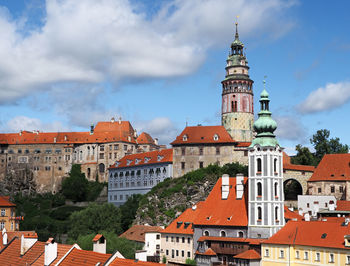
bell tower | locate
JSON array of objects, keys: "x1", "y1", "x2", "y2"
[
  {"x1": 247, "y1": 83, "x2": 285, "y2": 239},
  {"x1": 221, "y1": 22, "x2": 254, "y2": 142}
]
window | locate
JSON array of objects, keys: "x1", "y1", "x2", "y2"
[
  {"x1": 99, "y1": 163, "x2": 105, "y2": 173},
  {"x1": 279, "y1": 250, "x2": 284, "y2": 258},
  {"x1": 187, "y1": 237, "x2": 190, "y2": 244},
  {"x1": 45, "y1": 166, "x2": 51, "y2": 171},
  {"x1": 340, "y1": 186, "x2": 344, "y2": 193},
  {"x1": 329, "y1": 253, "x2": 334, "y2": 263},
  {"x1": 99, "y1": 153, "x2": 104, "y2": 159},
  {"x1": 274, "y1": 182, "x2": 278, "y2": 197},
  {"x1": 171, "y1": 249, "x2": 174, "y2": 258},
  {"x1": 0, "y1": 222, "x2": 4, "y2": 230},
  {"x1": 257, "y1": 158, "x2": 262, "y2": 173},
  {"x1": 166, "y1": 236, "x2": 168, "y2": 242},
  {"x1": 257, "y1": 207, "x2": 262, "y2": 220},
  {"x1": 1, "y1": 209, "x2": 5, "y2": 216},
  {"x1": 295, "y1": 250, "x2": 299, "y2": 259},
  {"x1": 181, "y1": 162, "x2": 185, "y2": 170},
  {"x1": 181, "y1": 147, "x2": 185, "y2": 155},
  {"x1": 166, "y1": 249, "x2": 169, "y2": 255},
  {"x1": 100, "y1": 145, "x2": 105, "y2": 151},
  {"x1": 176, "y1": 250, "x2": 179, "y2": 257},
  {"x1": 171, "y1": 236, "x2": 174, "y2": 242},
  {"x1": 124, "y1": 145, "x2": 127, "y2": 151},
  {"x1": 274, "y1": 158, "x2": 278, "y2": 173},
  {"x1": 182, "y1": 237, "x2": 185, "y2": 243},
  {"x1": 257, "y1": 182, "x2": 262, "y2": 197},
  {"x1": 216, "y1": 147, "x2": 220, "y2": 155},
  {"x1": 238, "y1": 231, "x2": 244, "y2": 238},
  {"x1": 204, "y1": 231, "x2": 209, "y2": 236},
  {"x1": 346, "y1": 255, "x2": 350, "y2": 264},
  {"x1": 331, "y1": 186, "x2": 335, "y2": 193},
  {"x1": 275, "y1": 206, "x2": 279, "y2": 221},
  {"x1": 304, "y1": 251, "x2": 309, "y2": 260},
  {"x1": 199, "y1": 162, "x2": 203, "y2": 168},
  {"x1": 199, "y1": 147, "x2": 203, "y2": 155},
  {"x1": 176, "y1": 237, "x2": 179, "y2": 242},
  {"x1": 318, "y1": 187, "x2": 322, "y2": 193},
  {"x1": 307, "y1": 203, "x2": 310, "y2": 208},
  {"x1": 182, "y1": 250, "x2": 184, "y2": 257},
  {"x1": 187, "y1": 251, "x2": 191, "y2": 258},
  {"x1": 264, "y1": 249, "x2": 269, "y2": 257},
  {"x1": 220, "y1": 231, "x2": 226, "y2": 237}
]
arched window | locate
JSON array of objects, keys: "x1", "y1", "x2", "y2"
[
  {"x1": 87, "y1": 168, "x2": 91, "y2": 178},
  {"x1": 274, "y1": 158, "x2": 278, "y2": 173},
  {"x1": 238, "y1": 231, "x2": 244, "y2": 238},
  {"x1": 274, "y1": 182, "x2": 278, "y2": 197},
  {"x1": 257, "y1": 158, "x2": 262, "y2": 173},
  {"x1": 257, "y1": 182, "x2": 262, "y2": 197},
  {"x1": 98, "y1": 163, "x2": 105, "y2": 173},
  {"x1": 204, "y1": 230, "x2": 210, "y2": 236},
  {"x1": 220, "y1": 231, "x2": 226, "y2": 237},
  {"x1": 257, "y1": 207, "x2": 262, "y2": 220},
  {"x1": 275, "y1": 206, "x2": 279, "y2": 221}
]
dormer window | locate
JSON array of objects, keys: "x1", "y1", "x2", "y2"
[
  {"x1": 157, "y1": 155, "x2": 164, "y2": 161},
  {"x1": 213, "y1": 134, "x2": 219, "y2": 141},
  {"x1": 126, "y1": 159, "x2": 132, "y2": 166},
  {"x1": 183, "y1": 134, "x2": 188, "y2": 141},
  {"x1": 135, "y1": 159, "x2": 140, "y2": 165},
  {"x1": 144, "y1": 157, "x2": 150, "y2": 163}
]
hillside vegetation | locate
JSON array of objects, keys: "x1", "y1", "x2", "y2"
[{"x1": 134, "y1": 163, "x2": 248, "y2": 226}]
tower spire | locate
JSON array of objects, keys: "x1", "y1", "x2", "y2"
[{"x1": 235, "y1": 16, "x2": 239, "y2": 40}]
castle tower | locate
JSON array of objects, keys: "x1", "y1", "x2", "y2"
[
  {"x1": 221, "y1": 22, "x2": 254, "y2": 142},
  {"x1": 247, "y1": 84, "x2": 285, "y2": 239}
]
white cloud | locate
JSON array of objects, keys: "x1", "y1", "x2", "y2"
[
  {"x1": 274, "y1": 115, "x2": 307, "y2": 142},
  {"x1": 0, "y1": 0, "x2": 296, "y2": 103},
  {"x1": 4, "y1": 116, "x2": 69, "y2": 133},
  {"x1": 134, "y1": 117, "x2": 179, "y2": 146},
  {"x1": 298, "y1": 82, "x2": 350, "y2": 113}
]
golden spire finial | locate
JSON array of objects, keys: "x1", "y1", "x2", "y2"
[{"x1": 235, "y1": 15, "x2": 239, "y2": 39}]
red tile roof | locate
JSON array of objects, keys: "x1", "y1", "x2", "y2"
[
  {"x1": 263, "y1": 220, "x2": 350, "y2": 249},
  {"x1": 284, "y1": 206, "x2": 303, "y2": 221},
  {"x1": 193, "y1": 177, "x2": 248, "y2": 227},
  {"x1": 93, "y1": 234, "x2": 103, "y2": 242},
  {"x1": 109, "y1": 258, "x2": 164, "y2": 266},
  {"x1": 0, "y1": 196, "x2": 15, "y2": 207},
  {"x1": 110, "y1": 149, "x2": 172, "y2": 169},
  {"x1": 283, "y1": 163, "x2": 315, "y2": 172},
  {"x1": 58, "y1": 247, "x2": 111, "y2": 265},
  {"x1": 236, "y1": 142, "x2": 251, "y2": 147},
  {"x1": 309, "y1": 154, "x2": 350, "y2": 181},
  {"x1": 0, "y1": 231, "x2": 36, "y2": 250},
  {"x1": 161, "y1": 202, "x2": 204, "y2": 235},
  {"x1": 0, "y1": 237, "x2": 21, "y2": 265},
  {"x1": 337, "y1": 201, "x2": 350, "y2": 211},
  {"x1": 137, "y1": 132, "x2": 155, "y2": 145},
  {"x1": 171, "y1": 126, "x2": 235, "y2": 145},
  {"x1": 233, "y1": 249, "x2": 261, "y2": 260},
  {"x1": 197, "y1": 236, "x2": 263, "y2": 245},
  {"x1": 0, "y1": 121, "x2": 137, "y2": 145},
  {"x1": 195, "y1": 248, "x2": 217, "y2": 256},
  {"x1": 120, "y1": 225, "x2": 164, "y2": 243},
  {"x1": 31, "y1": 243, "x2": 73, "y2": 266}
]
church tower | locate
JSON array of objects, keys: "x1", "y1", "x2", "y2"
[
  {"x1": 221, "y1": 22, "x2": 254, "y2": 142},
  {"x1": 247, "y1": 84, "x2": 284, "y2": 239}
]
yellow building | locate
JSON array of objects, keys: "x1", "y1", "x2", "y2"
[
  {"x1": 0, "y1": 196, "x2": 19, "y2": 231},
  {"x1": 262, "y1": 219, "x2": 350, "y2": 266}
]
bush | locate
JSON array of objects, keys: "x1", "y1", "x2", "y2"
[{"x1": 186, "y1": 258, "x2": 196, "y2": 265}]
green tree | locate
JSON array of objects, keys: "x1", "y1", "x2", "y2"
[
  {"x1": 73, "y1": 231, "x2": 143, "y2": 259},
  {"x1": 120, "y1": 194, "x2": 143, "y2": 232},
  {"x1": 310, "y1": 129, "x2": 349, "y2": 164},
  {"x1": 61, "y1": 164, "x2": 88, "y2": 202},
  {"x1": 68, "y1": 203, "x2": 122, "y2": 239},
  {"x1": 291, "y1": 144, "x2": 316, "y2": 166},
  {"x1": 186, "y1": 258, "x2": 197, "y2": 265}
]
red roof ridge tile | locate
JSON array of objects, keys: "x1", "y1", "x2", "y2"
[{"x1": 233, "y1": 249, "x2": 261, "y2": 260}]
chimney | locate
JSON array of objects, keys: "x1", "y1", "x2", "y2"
[
  {"x1": 304, "y1": 213, "x2": 310, "y2": 222},
  {"x1": 64, "y1": 135, "x2": 67, "y2": 141},
  {"x1": 21, "y1": 233, "x2": 38, "y2": 255},
  {"x1": 128, "y1": 136, "x2": 131, "y2": 142},
  {"x1": 111, "y1": 117, "x2": 115, "y2": 123},
  {"x1": 154, "y1": 138, "x2": 158, "y2": 145},
  {"x1": 344, "y1": 235, "x2": 350, "y2": 247},
  {"x1": 45, "y1": 238, "x2": 57, "y2": 266},
  {"x1": 2, "y1": 228, "x2": 7, "y2": 246},
  {"x1": 118, "y1": 117, "x2": 122, "y2": 124},
  {"x1": 221, "y1": 174, "x2": 230, "y2": 200},
  {"x1": 54, "y1": 137, "x2": 56, "y2": 143},
  {"x1": 236, "y1": 173, "x2": 244, "y2": 199},
  {"x1": 90, "y1": 123, "x2": 94, "y2": 135},
  {"x1": 134, "y1": 129, "x2": 137, "y2": 138},
  {"x1": 329, "y1": 201, "x2": 335, "y2": 211},
  {"x1": 19, "y1": 130, "x2": 22, "y2": 136},
  {"x1": 93, "y1": 234, "x2": 106, "y2": 254}
]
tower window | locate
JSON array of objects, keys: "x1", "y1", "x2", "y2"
[
  {"x1": 257, "y1": 182, "x2": 262, "y2": 197},
  {"x1": 231, "y1": 101, "x2": 238, "y2": 112},
  {"x1": 275, "y1": 206, "x2": 279, "y2": 221},
  {"x1": 274, "y1": 158, "x2": 278, "y2": 173},
  {"x1": 257, "y1": 207, "x2": 262, "y2": 220},
  {"x1": 257, "y1": 158, "x2": 262, "y2": 173},
  {"x1": 274, "y1": 182, "x2": 278, "y2": 197}
]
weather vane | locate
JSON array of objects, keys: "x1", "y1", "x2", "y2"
[
  {"x1": 235, "y1": 15, "x2": 239, "y2": 25},
  {"x1": 263, "y1": 75, "x2": 267, "y2": 89}
]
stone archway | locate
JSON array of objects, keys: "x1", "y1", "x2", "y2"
[{"x1": 283, "y1": 179, "x2": 303, "y2": 200}]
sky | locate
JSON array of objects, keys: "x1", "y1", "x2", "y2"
[{"x1": 0, "y1": 0, "x2": 349, "y2": 155}]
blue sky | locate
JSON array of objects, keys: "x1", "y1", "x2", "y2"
[{"x1": 0, "y1": 0, "x2": 349, "y2": 154}]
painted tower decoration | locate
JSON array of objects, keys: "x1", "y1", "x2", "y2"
[
  {"x1": 221, "y1": 22, "x2": 254, "y2": 142},
  {"x1": 247, "y1": 83, "x2": 285, "y2": 239}
]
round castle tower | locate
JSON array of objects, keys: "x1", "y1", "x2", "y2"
[{"x1": 221, "y1": 22, "x2": 254, "y2": 142}]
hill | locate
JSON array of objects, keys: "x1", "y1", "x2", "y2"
[{"x1": 134, "y1": 163, "x2": 248, "y2": 226}]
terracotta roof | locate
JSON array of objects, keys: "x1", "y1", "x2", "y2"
[
  {"x1": 31, "y1": 243, "x2": 73, "y2": 266},
  {"x1": 18, "y1": 241, "x2": 45, "y2": 265},
  {"x1": 120, "y1": 225, "x2": 164, "y2": 243},
  {"x1": 233, "y1": 249, "x2": 261, "y2": 260},
  {"x1": 161, "y1": 202, "x2": 204, "y2": 235},
  {"x1": 0, "y1": 196, "x2": 15, "y2": 207},
  {"x1": 195, "y1": 248, "x2": 217, "y2": 256},
  {"x1": 171, "y1": 126, "x2": 235, "y2": 145},
  {"x1": 110, "y1": 149, "x2": 172, "y2": 169},
  {"x1": 0, "y1": 237, "x2": 21, "y2": 265},
  {"x1": 263, "y1": 220, "x2": 350, "y2": 249},
  {"x1": 58, "y1": 247, "x2": 111, "y2": 265},
  {"x1": 137, "y1": 132, "x2": 155, "y2": 145},
  {"x1": 309, "y1": 154, "x2": 350, "y2": 181},
  {"x1": 337, "y1": 201, "x2": 350, "y2": 211},
  {"x1": 0, "y1": 231, "x2": 36, "y2": 250},
  {"x1": 109, "y1": 258, "x2": 164, "y2": 266},
  {"x1": 283, "y1": 163, "x2": 315, "y2": 172},
  {"x1": 197, "y1": 236, "x2": 263, "y2": 245},
  {"x1": 283, "y1": 152, "x2": 291, "y2": 164},
  {"x1": 0, "y1": 121, "x2": 138, "y2": 145},
  {"x1": 236, "y1": 142, "x2": 251, "y2": 147},
  {"x1": 284, "y1": 206, "x2": 303, "y2": 221},
  {"x1": 193, "y1": 177, "x2": 248, "y2": 227},
  {"x1": 93, "y1": 234, "x2": 104, "y2": 242}
]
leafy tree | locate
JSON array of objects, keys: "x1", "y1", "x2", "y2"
[
  {"x1": 73, "y1": 231, "x2": 143, "y2": 259},
  {"x1": 291, "y1": 144, "x2": 317, "y2": 166},
  {"x1": 61, "y1": 164, "x2": 88, "y2": 202},
  {"x1": 120, "y1": 194, "x2": 143, "y2": 232},
  {"x1": 186, "y1": 258, "x2": 197, "y2": 265},
  {"x1": 68, "y1": 203, "x2": 122, "y2": 239},
  {"x1": 310, "y1": 129, "x2": 348, "y2": 164}
]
